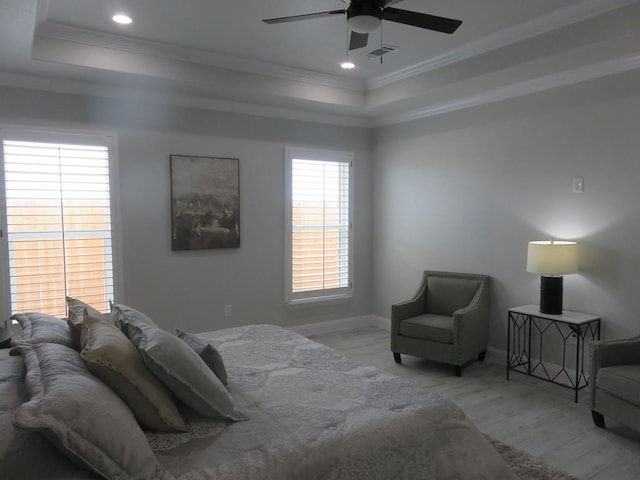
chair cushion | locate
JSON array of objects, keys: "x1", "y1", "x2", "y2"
[
  {"x1": 597, "y1": 365, "x2": 640, "y2": 407},
  {"x1": 425, "y1": 277, "x2": 480, "y2": 316},
  {"x1": 399, "y1": 314, "x2": 453, "y2": 344}
]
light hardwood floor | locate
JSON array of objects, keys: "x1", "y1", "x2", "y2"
[{"x1": 308, "y1": 326, "x2": 640, "y2": 480}]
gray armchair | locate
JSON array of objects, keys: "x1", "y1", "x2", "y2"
[
  {"x1": 590, "y1": 336, "x2": 640, "y2": 432},
  {"x1": 391, "y1": 271, "x2": 490, "y2": 377}
]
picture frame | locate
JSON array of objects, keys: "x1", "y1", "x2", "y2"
[{"x1": 170, "y1": 155, "x2": 240, "y2": 250}]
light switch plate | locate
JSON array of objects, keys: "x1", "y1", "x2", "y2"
[{"x1": 573, "y1": 176, "x2": 584, "y2": 193}]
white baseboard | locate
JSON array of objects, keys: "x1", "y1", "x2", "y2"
[
  {"x1": 369, "y1": 315, "x2": 391, "y2": 331},
  {"x1": 486, "y1": 346, "x2": 507, "y2": 366},
  {"x1": 289, "y1": 315, "x2": 376, "y2": 337}
]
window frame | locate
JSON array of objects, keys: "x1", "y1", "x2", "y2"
[
  {"x1": 0, "y1": 127, "x2": 123, "y2": 321},
  {"x1": 284, "y1": 146, "x2": 354, "y2": 306}
]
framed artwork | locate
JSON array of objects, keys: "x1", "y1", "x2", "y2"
[{"x1": 170, "y1": 155, "x2": 240, "y2": 250}]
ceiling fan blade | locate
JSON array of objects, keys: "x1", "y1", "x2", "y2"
[
  {"x1": 349, "y1": 31, "x2": 369, "y2": 50},
  {"x1": 263, "y1": 9, "x2": 345, "y2": 24},
  {"x1": 382, "y1": 7, "x2": 462, "y2": 34}
]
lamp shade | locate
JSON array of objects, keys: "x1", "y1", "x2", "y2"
[{"x1": 527, "y1": 241, "x2": 578, "y2": 275}]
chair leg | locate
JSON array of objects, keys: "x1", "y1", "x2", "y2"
[
  {"x1": 592, "y1": 411, "x2": 606, "y2": 428},
  {"x1": 478, "y1": 350, "x2": 487, "y2": 362},
  {"x1": 393, "y1": 352, "x2": 402, "y2": 364},
  {"x1": 454, "y1": 366, "x2": 462, "y2": 377}
]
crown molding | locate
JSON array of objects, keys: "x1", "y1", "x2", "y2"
[
  {"x1": 34, "y1": 22, "x2": 366, "y2": 93},
  {"x1": 0, "y1": 71, "x2": 370, "y2": 128},
  {"x1": 367, "y1": 0, "x2": 639, "y2": 90},
  {"x1": 373, "y1": 51, "x2": 640, "y2": 127}
]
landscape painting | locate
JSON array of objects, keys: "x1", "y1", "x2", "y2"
[{"x1": 170, "y1": 155, "x2": 240, "y2": 250}]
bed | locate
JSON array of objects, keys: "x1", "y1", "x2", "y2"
[{"x1": 0, "y1": 318, "x2": 516, "y2": 479}]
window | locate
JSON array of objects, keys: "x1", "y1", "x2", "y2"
[
  {"x1": 0, "y1": 132, "x2": 118, "y2": 318},
  {"x1": 285, "y1": 147, "x2": 353, "y2": 304}
]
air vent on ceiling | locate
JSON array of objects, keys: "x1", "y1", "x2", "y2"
[{"x1": 364, "y1": 44, "x2": 398, "y2": 59}]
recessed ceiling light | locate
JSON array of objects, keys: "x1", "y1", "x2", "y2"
[
  {"x1": 112, "y1": 14, "x2": 132, "y2": 25},
  {"x1": 341, "y1": 61, "x2": 355, "y2": 70}
]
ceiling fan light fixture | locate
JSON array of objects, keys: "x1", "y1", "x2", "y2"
[{"x1": 347, "y1": 15, "x2": 380, "y2": 34}]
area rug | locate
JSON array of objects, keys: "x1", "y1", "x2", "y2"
[{"x1": 486, "y1": 435, "x2": 579, "y2": 480}]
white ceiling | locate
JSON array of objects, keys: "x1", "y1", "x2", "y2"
[{"x1": 1, "y1": 0, "x2": 639, "y2": 126}]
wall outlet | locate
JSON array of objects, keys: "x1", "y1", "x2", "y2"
[{"x1": 224, "y1": 305, "x2": 232, "y2": 317}]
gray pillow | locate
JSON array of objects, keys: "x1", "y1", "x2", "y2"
[
  {"x1": 176, "y1": 329, "x2": 228, "y2": 386},
  {"x1": 115, "y1": 309, "x2": 246, "y2": 421},
  {"x1": 11, "y1": 341, "x2": 173, "y2": 480},
  {"x1": 10, "y1": 313, "x2": 74, "y2": 354},
  {"x1": 66, "y1": 296, "x2": 114, "y2": 350},
  {"x1": 111, "y1": 303, "x2": 157, "y2": 329},
  {"x1": 80, "y1": 311, "x2": 187, "y2": 432}
]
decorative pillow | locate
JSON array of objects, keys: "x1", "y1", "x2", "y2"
[
  {"x1": 116, "y1": 308, "x2": 246, "y2": 421},
  {"x1": 66, "y1": 296, "x2": 113, "y2": 350},
  {"x1": 80, "y1": 311, "x2": 187, "y2": 432},
  {"x1": 176, "y1": 329, "x2": 228, "y2": 386},
  {"x1": 11, "y1": 341, "x2": 173, "y2": 480},
  {"x1": 111, "y1": 303, "x2": 157, "y2": 330},
  {"x1": 10, "y1": 313, "x2": 74, "y2": 353}
]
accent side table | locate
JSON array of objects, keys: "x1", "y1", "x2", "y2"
[{"x1": 506, "y1": 304, "x2": 601, "y2": 402}]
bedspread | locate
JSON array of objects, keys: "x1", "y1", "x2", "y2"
[
  {"x1": 152, "y1": 324, "x2": 516, "y2": 480},
  {"x1": 0, "y1": 323, "x2": 516, "y2": 479}
]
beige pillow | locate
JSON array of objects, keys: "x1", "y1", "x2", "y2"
[
  {"x1": 66, "y1": 296, "x2": 113, "y2": 350},
  {"x1": 12, "y1": 341, "x2": 173, "y2": 480},
  {"x1": 80, "y1": 311, "x2": 187, "y2": 432}
]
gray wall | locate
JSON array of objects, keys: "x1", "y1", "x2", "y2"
[
  {"x1": 372, "y1": 69, "x2": 640, "y2": 349},
  {"x1": 2, "y1": 67, "x2": 640, "y2": 348},
  {"x1": 0, "y1": 87, "x2": 372, "y2": 333}
]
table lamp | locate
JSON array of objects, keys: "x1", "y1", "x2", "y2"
[{"x1": 527, "y1": 240, "x2": 578, "y2": 315}]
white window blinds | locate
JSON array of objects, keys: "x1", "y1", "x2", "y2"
[
  {"x1": 287, "y1": 151, "x2": 352, "y2": 303},
  {"x1": 2, "y1": 140, "x2": 113, "y2": 317}
]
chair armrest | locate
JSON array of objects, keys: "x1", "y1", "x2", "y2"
[
  {"x1": 591, "y1": 337, "x2": 640, "y2": 371},
  {"x1": 391, "y1": 274, "x2": 428, "y2": 333},
  {"x1": 392, "y1": 298, "x2": 425, "y2": 321},
  {"x1": 452, "y1": 278, "x2": 489, "y2": 328}
]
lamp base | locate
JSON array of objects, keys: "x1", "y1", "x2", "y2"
[{"x1": 540, "y1": 276, "x2": 563, "y2": 315}]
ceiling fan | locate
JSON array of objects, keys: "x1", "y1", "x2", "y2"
[{"x1": 263, "y1": 0, "x2": 463, "y2": 51}]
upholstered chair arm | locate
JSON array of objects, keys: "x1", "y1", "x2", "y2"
[
  {"x1": 591, "y1": 336, "x2": 640, "y2": 371},
  {"x1": 452, "y1": 279, "x2": 487, "y2": 328},
  {"x1": 452, "y1": 279, "x2": 490, "y2": 362},
  {"x1": 391, "y1": 275, "x2": 428, "y2": 336},
  {"x1": 590, "y1": 336, "x2": 640, "y2": 409},
  {"x1": 392, "y1": 298, "x2": 425, "y2": 322},
  {"x1": 452, "y1": 298, "x2": 484, "y2": 338}
]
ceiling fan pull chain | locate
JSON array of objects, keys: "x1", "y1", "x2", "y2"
[{"x1": 380, "y1": 20, "x2": 383, "y2": 64}]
